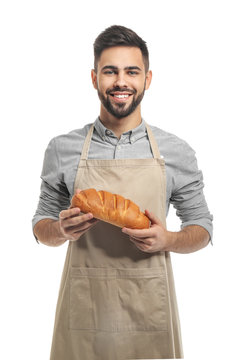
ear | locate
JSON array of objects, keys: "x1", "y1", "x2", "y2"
[
  {"x1": 91, "y1": 69, "x2": 98, "y2": 90},
  {"x1": 145, "y1": 70, "x2": 152, "y2": 90}
]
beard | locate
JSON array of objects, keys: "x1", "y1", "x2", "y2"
[{"x1": 97, "y1": 84, "x2": 146, "y2": 119}]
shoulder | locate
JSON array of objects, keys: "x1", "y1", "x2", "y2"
[
  {"x1": 41, "y1": 123, "x2": 93, "y2": 172},
  {"x1": 148, "y1": 124, "x2": 197, "y2": 171},
  {"x1": 149, "y1": 124, "x2": 195, "y2": 153},
  {"x1": 149, "y1": 124, "x2": 192, "y2": 148},
  {"x1": 53, "y1": 123, "x2": 92, "y2": 146},
  {"x1": 45, "y1": 123, "x2": 93, "y2": 155}
]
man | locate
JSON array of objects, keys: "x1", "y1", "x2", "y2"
[{"x1": 33, "y1": 25, "x2": 213, "y2": 359}]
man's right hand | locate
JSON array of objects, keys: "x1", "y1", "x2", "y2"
[
  {"x1": 33, "y1": 207, "x2": 98, "y2": 247},
  {"x1": 59, "y1": 207, "x2": 98, "y2": 242}
]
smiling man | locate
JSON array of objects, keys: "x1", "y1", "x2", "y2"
[{"x1": 33, "y1": 25, "x2": 213, "y2": 359}]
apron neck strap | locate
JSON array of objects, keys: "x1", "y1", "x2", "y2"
[
  {"x1": 80, "y1": 122, "x2": 162, "y2": 160},
  {"x1": 80, "y1": 124, "x2": 95, "y2": 160},
  {"x1": 145, "y1": 122, "x2": 161, "y2": 159}
]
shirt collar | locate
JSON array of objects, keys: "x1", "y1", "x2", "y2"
[{"x1": 94, "y1": 117, "x2": 147, "y2": 144}]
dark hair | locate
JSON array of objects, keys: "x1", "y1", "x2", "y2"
[{"x1": 93, "y1": 25, "x2": 149, "y2": 72}]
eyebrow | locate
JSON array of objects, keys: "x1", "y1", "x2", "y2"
[{"x1": 101, "y1": 65, "x2": 142, "y2": 71}]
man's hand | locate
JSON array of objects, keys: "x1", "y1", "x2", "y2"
[
  {"x1": 122, "y1": 210, "x2": 170, "y2": 253},
  {"x1": 59, "y1": 207, "x2": 98, "y2": 242},
  {"x1": 33, "y1": 189, "x2": 98, "y2": 246},
  {"x1": 122, "y1": 209, "x2": 210, "y2": 254},
  {"x1": 59, "y1": 188, "x2": 98, "y2": 242}
]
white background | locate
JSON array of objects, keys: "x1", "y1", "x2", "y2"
[{"x1": 0, "y1": 1, "x2": 236, "y2": 359}]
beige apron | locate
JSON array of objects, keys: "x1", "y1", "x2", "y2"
[{"x1": 50, "y1": 123, "x2": 183, "y2": 359}]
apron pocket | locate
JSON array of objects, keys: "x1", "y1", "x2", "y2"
[
  {"x1": 116, "y1": 267, "x2": 167, "y2": 331},
  {"x1": 69, "y1": 267, "x2": 117, "y2": 331},
  {"x1": 69, "y1": 267, "x2": 167, "y2": 332}
]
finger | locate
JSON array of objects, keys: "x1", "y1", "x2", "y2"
[
  {"x1": 130, "y1": 238, "x2": 152, "y2": 252},
  {"x1": 144, "y1": 209, "x2": 162, "y2": 226},
  {"x1": 59, "y1": 207, "x2": 81, "y2": 220},
  {"x1": 63, "y1": 212, "x2": 94, "y2": 228},
  {"x1": 122, "y1": 227, "x2": 155, "y2": 239},
  {"x1": 122, "y1": 227, "x2": 149, "y2": 238},
  {"x1": 67, "y1": 218, "x2": 98, "y2": 234},
  {"x1": 130, "y1": 236, "x2": 153, "y2": 246},
  {"x1": 69, "y1": 190, "x2": 82, "y2": 208}
]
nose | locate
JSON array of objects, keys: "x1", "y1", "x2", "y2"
[{"x1": 113, "y1": 71, "x2": 127, "y2": 88}]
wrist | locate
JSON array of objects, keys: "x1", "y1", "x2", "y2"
[{"x1": 54, "y1": 221, "x2": 68, "y2": 243}]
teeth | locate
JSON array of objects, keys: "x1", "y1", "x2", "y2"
[{"x1": 114, "y1": 94, "x2": 129, "y2": 98}]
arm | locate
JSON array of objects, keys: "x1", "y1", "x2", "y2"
[
  {"x1": 34, "y1": 218, "x2": 66, "y2": 247},
  {"x1": 32, "y1": 139, "x2": 98, "y2": 245},
  {"x1": 33, "y1": 207, "x2": 98, "y2": 247},
  {"x1": 122, "y1": 210, "x2": 210, "y2": 254}
]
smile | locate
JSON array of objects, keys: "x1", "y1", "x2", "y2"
[
  {"x1": 109, "y1": 92, "x2": 133, "y2": 103},
  {"x1": 113, "y1": 94, "x2": 129, "y2": 99}
]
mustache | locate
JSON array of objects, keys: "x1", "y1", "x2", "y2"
[{"x1": 106, "y1": 87, "x2": 136, "y2": 95}]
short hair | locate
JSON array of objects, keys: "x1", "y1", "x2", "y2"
[{"x1": 93, "y1": 25, "x2": 149, "y2": 72}]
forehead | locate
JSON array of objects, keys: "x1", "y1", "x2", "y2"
[{"x1": 97, "y1": 46, "x2": 145, "y2": 71}]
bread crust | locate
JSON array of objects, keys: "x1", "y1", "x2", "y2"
[{"x1": 71, "y1": 188, "x2": 150, "y2": 229}]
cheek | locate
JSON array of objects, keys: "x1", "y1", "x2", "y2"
[
  {"x1": 97, "y1": 76, "x2": 113, "y2": 92},
  {"x1": 132, "y1": 78, "x2": 146, "y2": 91}
]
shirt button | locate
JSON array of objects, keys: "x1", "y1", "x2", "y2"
[
  {"x1": 106, "y1": 130, "x2": 112, "y2": 135},
  {"x1": 130, "y1": 137, "x2": 135, "y2": 143},
  {"x1": 102, "y1": 136, "x2": 105, "y2": 141},
  {"x1": 117, "y1": 145, "x2": 121, "y2": 150}
]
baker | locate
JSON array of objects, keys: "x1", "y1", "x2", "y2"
[{"x1": 33, "y1": 25, "x2": 213, "y2": 360}]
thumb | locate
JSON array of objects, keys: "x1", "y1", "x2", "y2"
[
  {"x1": 145, "y1": 209, "x2": 163, "y2": 226},
  {"x1": 70, "y1": 189, "x2": 82, "y2": 208}
]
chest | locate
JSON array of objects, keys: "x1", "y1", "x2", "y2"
[{"x1": 60, "y1": 136, "x2": 173, "y2": 211}]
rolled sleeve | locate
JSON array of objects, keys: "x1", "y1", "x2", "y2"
[
  {"x1": 32, "y1": 138, "x2": 70, "y2": 230},
  {"x1": 170, "y1": 144, "x2": 213, "y2": 242}
]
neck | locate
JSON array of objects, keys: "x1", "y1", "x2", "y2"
[{"x1": 99, "y1": 105, "x2": 142, "y2": 138}]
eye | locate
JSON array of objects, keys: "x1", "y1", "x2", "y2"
[
  {"x1": 128, "y1": 71, "x2": 139, "y2": 76},
  {"x1": 104, "y1": 70, "x2": 116, "y2": 75}
]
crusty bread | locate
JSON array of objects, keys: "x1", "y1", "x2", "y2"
[{"x1": 71, "y1": 188, "x2": 150, "y2": 229}]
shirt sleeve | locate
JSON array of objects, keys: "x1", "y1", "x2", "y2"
[
  {"x1": 170, "y1": 142, "x2": 213, "y2": 242},
  {"x1": 32, "y1": 138, "x2": 70, "y2": 231}
]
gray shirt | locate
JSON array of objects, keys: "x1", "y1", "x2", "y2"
[{"x1": 32, "y1": 118, "x2": 213, "y2": 239}]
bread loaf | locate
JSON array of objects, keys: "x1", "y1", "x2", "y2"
[{"x1": 71, "y1": 188, "x2": 150, "y2": 229}]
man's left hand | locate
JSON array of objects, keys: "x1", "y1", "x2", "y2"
[{"x1": 122, "y1": 210, "x2": 172, "y2": 253}]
